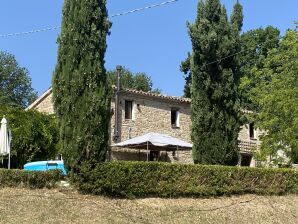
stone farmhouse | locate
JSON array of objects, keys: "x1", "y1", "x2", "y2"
[{"x1": 28, "y1": 87, "x2": 263, "y2": 167}]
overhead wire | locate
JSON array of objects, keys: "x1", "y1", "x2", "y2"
[
  {"x1": 201, "y1": 35, "x2": 284, "y2": 67},
  {"x1": 0, "y1": 0, "x2": 292, "y2": 67},
  {"x1": 0, "y1": 0, "x2": 179, "y2": 38}
]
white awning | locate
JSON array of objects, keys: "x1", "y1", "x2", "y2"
[{"x1": 111, "y1": 132, "x2": 192, "y2": 151}]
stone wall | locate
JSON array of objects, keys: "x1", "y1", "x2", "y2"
[
  {"x1": 110, "y1": 91, "x2": 193, "y2": 164},
  {"x1": 113, "y1": 92, "x2": 191, "y2": 142},
  {"x1": 32, "y1": 92, "x2": 54, "y2": 114}
]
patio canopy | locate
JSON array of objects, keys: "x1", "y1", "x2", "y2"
[{"x1": 111, "y1": 132, "x2": 192, "y2": 151}]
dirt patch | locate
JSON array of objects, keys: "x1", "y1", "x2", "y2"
[{"x1": 0, "y1": 188, "x2": 297, "y2": 224}]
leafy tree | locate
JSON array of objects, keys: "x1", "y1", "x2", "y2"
[
  {"x1": 0, "y1": 51, "x2": 37, "y2": 108},
  {"x1": 107, "y1": 68, "x2": 160, "y2": 93},
  {"x1": 189, "y1": 0, "x2": 242, "y2": 165},
  {"x1": 52, "y1": 0, "x2": 111, "y2": 173},
  {"x1": 239, "y1": 26, "x2": 280, "y2": 110},
  {"x1": 0, "y1": 106, "x2": 59, "y2": 169},
  {"x1": 251, "y1": 29, "x2": 298, "y2": 164}
]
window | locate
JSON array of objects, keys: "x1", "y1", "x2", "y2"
[
  {"x1": 125, "y1": 100, "x2": 133, "y2": 120},
  {"x1": 249, "y1": 123, "x2": 255, "y2": 139},
  {"x1": 171, "y1": 109, "x2": 180, "y2": 128}
]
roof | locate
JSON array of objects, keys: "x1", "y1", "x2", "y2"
[
  {"x1": 120, "y1": 88, "x2": 191, "y2": 103},
  {"x1": 27, "y1": 87, "x2": 191, "y2": 110},
  {"x1": 26, "y1": 88, "x2": 52, "y2": 110}
]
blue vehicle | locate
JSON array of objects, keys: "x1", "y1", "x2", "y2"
[{"x1": 24, "y1": 160, "x2": 67, "y2": 175}]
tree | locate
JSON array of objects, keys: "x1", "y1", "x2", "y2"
[
  {"x1": 181, "y1": 1, "x2": 243, "y2": 98},
  {"x1": 188, "y1": 0, "x2": 242, "y2": 165},
  {"x1": 251, "y1": 29, "x2": 298, "y2": 164},
  {"x1": 52, "y1": 0, "x2": 111, "y2": 173},
  {"x1": 0, "y1": 106, "x2": 59, "y2": 169},
  {"x1": 0, "y1": 51, "x2": 37, "y2": 108},
  {"x1": 180, "y1": 53, "x2": 192, "y2": 98},
  {"x1": 230, "y1": 0, "x2": 243, "y2": 32},
  {"x1": 107, "y1": 67, "x2": 161, "y2": 93},
  {"x1": 239, "y1": 26, "x2": 280, "y2": 110}
]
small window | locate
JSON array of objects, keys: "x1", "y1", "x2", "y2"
[
  {"x1": 171, "y1": 109, "x2": 180, "y2": 128},
  {"x1": 125, "y1": 100, "x2": 133, "y2": 120},
  {"x1": 249, "y1": 123, "x2": 255, "y2": 139}
]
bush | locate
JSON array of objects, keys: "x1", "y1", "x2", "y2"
[
  {"x1": 0, "y1": 105, "x2": 59, "y2": 169},
  {"x1": 77, "y1": 162, "x2": 298, "y2": 198},
  {"x1": 0, "y1": 169, "x2": 64, "y2": 189}
]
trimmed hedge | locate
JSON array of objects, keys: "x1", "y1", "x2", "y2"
[
  {"x1": 0, "y1": 169, "x2": 64, "y2": 189},
  {"x1": 77, "y1": 162, "x2": 298, "y2": 198}
]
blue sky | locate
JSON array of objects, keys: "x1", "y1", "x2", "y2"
[{"x1": 0, "y1": 0, "x2": 297, "y2": 97}]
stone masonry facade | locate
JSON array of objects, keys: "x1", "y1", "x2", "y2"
[{"x1": 28, "y1": 88, "x2": 263, "y2": 166}]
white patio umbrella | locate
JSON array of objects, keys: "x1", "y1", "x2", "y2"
[
  {"x1": 111, "y1": 132, "x2": 192, "y2": 161},
  {"x1": 0, "y1": 117, "x2": 11, "y2": 169}
]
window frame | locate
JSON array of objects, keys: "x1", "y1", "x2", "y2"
[
  {"x1": 171, "y1": 108, "x2": 180, "y2": 128},
  {"x1": 124, "y1": 100, "x2": 133, "y2": 120},
  {"x1": 249, "y1": 123, "x2": 256, "y2": 139}
]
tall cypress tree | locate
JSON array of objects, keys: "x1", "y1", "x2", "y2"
[
  {"x1": 231, "y1": 0, "x2": 243, "y2": 32},
  {"x1": 52, "y1": 0, "x2": 111, "y2": 172},
  {"x1": 189, "y1": 0, "x2": 242, "y2": 165}
]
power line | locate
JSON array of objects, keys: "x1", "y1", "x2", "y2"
[
  {"x1": 0, "y1": 0, "x2": 179, "y2": 38},
  {"x1": 201, "y1": 35, "x2": 283, "y2": 67},
  {"x1": 110, "y1": 0, "x2": 178, "y2": 18},
  {"x1": 0, "y1": 26, "x2": 60, "y2": 38}
]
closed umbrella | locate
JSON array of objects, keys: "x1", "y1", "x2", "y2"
[{"x1": 0, "y1": 117, "x2": 11, "y2": 169}]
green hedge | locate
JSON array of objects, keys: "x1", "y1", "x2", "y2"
[
  {"x1": 0, "y1": 169, "x2": 64, "y2": 189},
  {"x1": 77, "y1": 162, "x2": 298, "y2": 198}
]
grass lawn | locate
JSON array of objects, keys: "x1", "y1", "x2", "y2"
[{"x1": 0, "y1": 188, "x2": 297, "y2": 224}]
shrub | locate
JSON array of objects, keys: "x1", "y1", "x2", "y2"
[
  {"x1": 0, "y1": 169, "x2": 64, "y2": 189},
  {"x1": 0, "y1": 106, "x2": 59, "y2": 169},
  {"x1": 77, "y1": 162, "x2": 298, "y2": 198}
]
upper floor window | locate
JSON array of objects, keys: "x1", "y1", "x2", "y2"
[
  {"x1": 249, "y1": 123, "x2": 255, "y2": 139},
  {"x1": 171, "y1": 109, "x2": 180, "y2": 128},
  {"x1": 125, "y1": 100, "x2": 133, "y2": 120}
]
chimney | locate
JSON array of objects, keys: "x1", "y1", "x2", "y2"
[{"x1": 113, "y1": 65, "x2": 122, "y2": 142}]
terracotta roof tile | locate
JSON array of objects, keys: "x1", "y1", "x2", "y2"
[{"x1": 27, "y1": 87, "x2": 191, "y2": 110}]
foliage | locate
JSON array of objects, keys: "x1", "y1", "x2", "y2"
[
  {"x1": 239, "y1": 26, "x2": 280, "y2": 110},
  {"x1": 52, "y1": 0, "x2": 112, "y2": 173},
  {"x1": 251, "y1": 29, "x2": 298, "y2": 164},
  {"x1": 0, "y1": 51, "x2": 37, "y2": 108},
  {"x1": 0, "y1": 169, "x2": 63, "y2": 189},
  {"x1": 107, "y1": 67, "x2": 161, "y2": 93},
  {"x1": 180, "y1": 53, "x2": 192, "y2": 98},
  {"x1": 180, "y1": 1, "x2": 243, "y2": 99},
  {"x1": 188, "y1": 0, "x2": 242, "y2": 165},
  {"x1": 230, "y1": 0, "x2": 243, "y2": 32},
  {"x1": 77, "y1": 161, "x2": 298, "y2": 198},
  {"x1": 0, "y1": 106, "x2": 59, "y2": 169}
]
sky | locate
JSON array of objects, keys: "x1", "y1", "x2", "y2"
[{"x1": 0, "y1": 0, "x2": 297, "y2": 97}]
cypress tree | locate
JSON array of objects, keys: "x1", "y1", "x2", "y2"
[
  {"x1": 189, "y1": 0, "x2": 242, "y2": 165},
  {"x1": 231, "y1": 0, "x2": 243, "y2": 32},
  {"x1": 52, "y1": 0, "x2": 111, "y2": 173}
]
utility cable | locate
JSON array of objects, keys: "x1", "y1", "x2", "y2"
[{"x1": 0, "y1": 0, "x2": 179, "y2": 38}]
